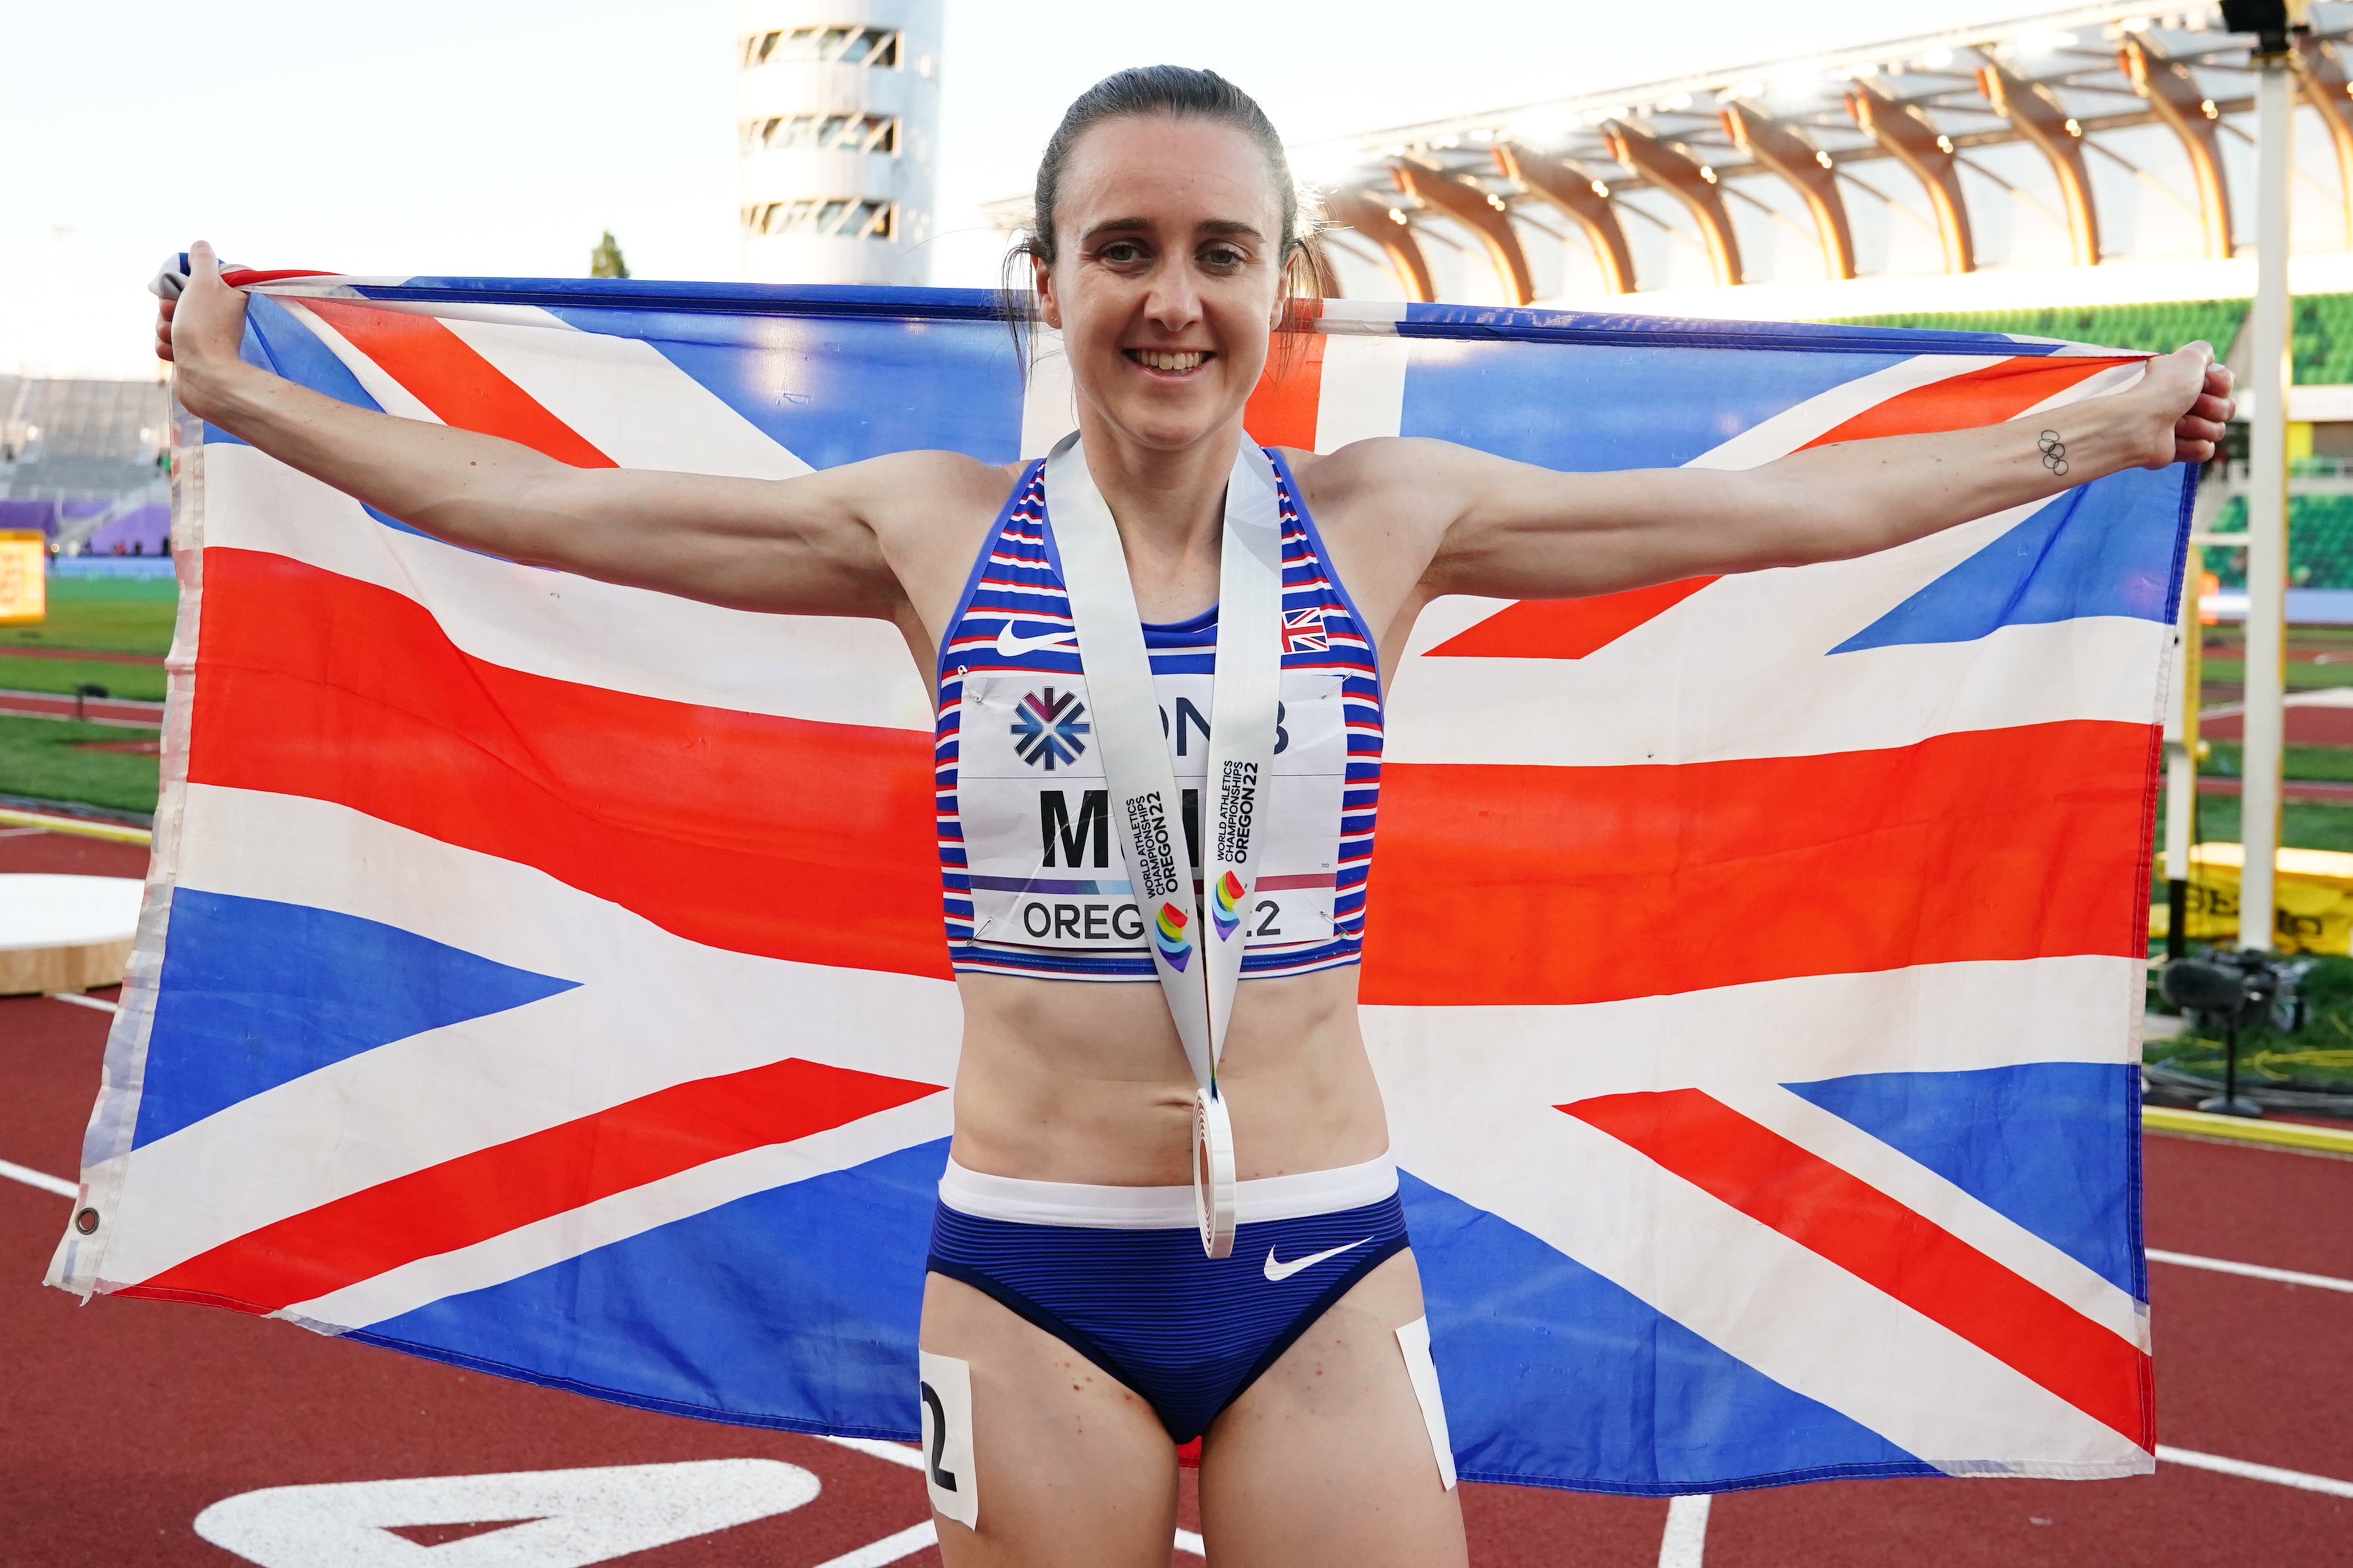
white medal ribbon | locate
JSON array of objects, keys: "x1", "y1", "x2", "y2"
[{"x1": 1043, "y1": 430, "x2": 1285, "y2": 1258}]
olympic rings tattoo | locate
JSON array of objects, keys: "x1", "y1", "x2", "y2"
[{"x1": 2037, "y1": 429, "x2": 2070, "y2": 477}]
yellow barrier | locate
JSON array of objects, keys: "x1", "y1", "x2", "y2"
[
  {"x1": 0, "y1": 530, "x2": 44, "y2": 625},
  {"x1": 2144, "y1": 1104, "x2": 2353, "y2": 1156},
  {"x1": 2150, "y1": 841, "x2": 2353, "y2": 955},
  {"x1": 0, "y1": 808, "x2": 153, "y2": 845}
]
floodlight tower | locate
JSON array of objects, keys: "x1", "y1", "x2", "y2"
[{"x1": 737, "y1": 0, "x2": 941, "y2": 286}]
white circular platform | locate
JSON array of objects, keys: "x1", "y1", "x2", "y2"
[{"x1": 0, "y1": 874, "x2": 143, "y2": 953}]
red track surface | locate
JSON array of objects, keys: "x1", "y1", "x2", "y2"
[
  {"x1": 0, "y1": 647, "x2": 164, "y2": 665},
  {"x1": 2197, "y1": 777, "x2": 2353, "y2": 802},
  {"x1": 2199, "y1": 698, "x2": 2353, "y2": 747},
  {"x1": 0, "y1": 687, "x2": 165, "y2": 728},
  {"x1": 4, "y1": 828, "x2": 2348, "y2": 1566}
]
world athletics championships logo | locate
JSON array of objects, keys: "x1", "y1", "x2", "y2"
[
  {"x1": 1154, "y1": 901, "x2": 1193, "y2": 970},
  {"x1": 1011, "y1": 688, "x2": 1090, "y2": 770},
  {"x1": 1210, "y1": 870, "x2": 1246, "y2": 940}
]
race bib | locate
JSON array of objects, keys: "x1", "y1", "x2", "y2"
[{"x1": 956, "y1": 670, "x2": 1347, "y2": 964}]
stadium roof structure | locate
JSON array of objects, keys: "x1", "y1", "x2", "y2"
[{"x1": 977, "y1": 3, "x2": 2353, "y2": 310}]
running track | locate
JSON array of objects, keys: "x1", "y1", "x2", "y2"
[
  {"x1": 4, "y1": 829, "x2": 2348, "y2": 1566},
  {"x1": 0, "y1": 687, "x2": 164, "y2": 728}
]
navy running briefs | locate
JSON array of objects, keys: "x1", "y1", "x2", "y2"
[{"x1": 926, "y1": 1193, "x2": 1410, "y2": 1442}]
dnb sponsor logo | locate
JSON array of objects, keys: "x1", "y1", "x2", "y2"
[
  {"x1": 1013, "y1": 688, "x2": 1089, "y2": 770},
  {"x1": 1164, "y1": 695, "x2": 1292, "y2": 757}
]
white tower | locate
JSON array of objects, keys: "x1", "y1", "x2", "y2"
[{"x1": 737, "y1": 0, "x2": 941, "y2": 287}]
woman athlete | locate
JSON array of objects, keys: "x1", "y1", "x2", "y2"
[{"x1": 161, "y1": 66, "x2": 2229, "y2": 1568}]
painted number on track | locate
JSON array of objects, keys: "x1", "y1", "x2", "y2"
[{"x1": 193, "y1": 1459, "x2": 820, "y2": 1567}]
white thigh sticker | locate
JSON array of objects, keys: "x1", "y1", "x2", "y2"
[
  {"x1": 1395, "y1": 1317, "x2": 1457, "y2": 1490},
  {"x1": 918, "y1": 1351, "x2": 980, "y2": 1529}
]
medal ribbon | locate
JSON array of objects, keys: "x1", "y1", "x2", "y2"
[{"x1": 1044, "y1": 432, "x2": 1285, "y2": 1254}]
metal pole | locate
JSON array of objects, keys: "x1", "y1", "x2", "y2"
[
  {"x1": 2165, "y1": 540, "x2": 2204, "y2": 959},
  {"x1": 2239, "y1": 53, "x2": 2293, "y2": 952}
]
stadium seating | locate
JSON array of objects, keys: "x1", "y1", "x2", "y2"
[
  {"x1": 1826, "y1": 298, "x2": 2252, "y2": 360},
  {"x1": 2204, "y1": 495, "x2": 2353, "y2": 590}
]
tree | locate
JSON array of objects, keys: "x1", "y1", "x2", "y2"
[{"x1": 590, "y1": 232, "x2": 631, "y2": 279}]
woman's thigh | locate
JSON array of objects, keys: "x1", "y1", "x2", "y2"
[
  {"x1": 918, "y1": 1271, "x2": 1180, "y2": 1568},
  {"x1": 1196, "y1": 1250, "x2": 1468, "y2": 1568}
]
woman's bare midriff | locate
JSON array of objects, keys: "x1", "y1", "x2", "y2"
[{"x1": 946, "y1": 966, "x2": 1390, "y2": 1187}]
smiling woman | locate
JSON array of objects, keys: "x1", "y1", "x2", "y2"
[
  {"x1": 154, "y1": 59, "x2": 2231, "y2": 1568},
  {"x1": 1000, "y1": 66, "x2": 1320, "y2": 379}
]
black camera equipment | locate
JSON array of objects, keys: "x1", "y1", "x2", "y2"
[
  {"x1": 2159, "y1": 949, "x2": 2310, "y2": 1116},
  {"x1": 2220, "y1": 0, "x2": 2307, "y2": 56}
]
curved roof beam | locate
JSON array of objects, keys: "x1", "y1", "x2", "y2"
[
  {"x1": 1603, "y1": 122, "x2": 1743, "y2": 286},
  {"x1": 1977, "y1": 62, "x2": 2102, "y2": 267},
  {"x1": 2119, "y1": 34, "x2": 2234, "y2": 261},
  {"x1": 1719, "y1": 103, "x2": 1855, "y2": 280},
  {"x1": 2297, "y1": 36, "x2": 2353, "y2": 250},
  {"x1": 1390, "y1": 162, "x2": 1537, "y2": 305},
  {"x1": 1320, "y1": 185, "x2": 1437, "y2": 303},
  {"x1": 1493, "y1": 144, "x2": 1636, "y2": 293},
  {"x1": 1845, "y1": 82, "x2": 1975, "y2": 274}
]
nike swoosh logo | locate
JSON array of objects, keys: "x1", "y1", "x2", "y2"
[
  {"x1": 1263, "y1": 1238, "x2": 1368, "y2": 1283},
  {"x1": 996, "y1": 621, "x2": 1079, "y2": 659}
]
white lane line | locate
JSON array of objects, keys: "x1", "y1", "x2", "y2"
[
  {"x1": 2149, "y1": 1248, "x2": 2353, "y2": 1294},
  {"x1": 47, "y1": 991, "x2": 118, "y2": 1014},
  {"x1": 2159, "y1": 1446, "x2": 2353, "y2": 1499},
  {"x1": 0, "y1": 1158, "x2": 77, "y2": 1199},
  {"x1": 1658, "y1": 1494, "x2": 1711, "y2": 1568},
  {"x1": 819, "y1": 1436, "x2": 923, "y2": 1471},
  {"x1": 811, "y1": 1520, "x2": 937, "y2": 1568},
  {"x1": 817, "y1": 1436, "x2": 1205, "y2": 1557}
]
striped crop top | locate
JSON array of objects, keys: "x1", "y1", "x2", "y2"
[{"x1": 934, "y1": 449, "x2": 1383, "y2": 982}]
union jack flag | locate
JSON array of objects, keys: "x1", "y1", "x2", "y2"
[
  {"x1": 49, "y1": 275, "x2": 2179, "y2": 1492},
  {"x1": 1281, "y1": 606, "x2": 1331, "y2": 654}
]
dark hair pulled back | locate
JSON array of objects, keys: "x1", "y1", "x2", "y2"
[{"x1": 1002, "y1": 66, "x2": 1321, "y2": 371}]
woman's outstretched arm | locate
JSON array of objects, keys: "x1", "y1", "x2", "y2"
[
  {"x1": 1309, "y1": 342, "x2": 2233, "y2": 606},
  {"x1": 161, "y1": 242, "x2": 1003, "y2": 619}
]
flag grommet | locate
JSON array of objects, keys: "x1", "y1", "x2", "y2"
[{"x1": 74, "y1": 1208, "x2": 99, "y2": 1235}]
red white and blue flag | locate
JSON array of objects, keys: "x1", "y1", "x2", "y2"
[{"x1": 50, "y1": 275, "x2": 2184, "y2": 1493}]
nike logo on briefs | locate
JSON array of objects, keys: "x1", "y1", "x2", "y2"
[
  {"x1": 996, "y1": 621, "x2": 1079, "y2": 659},
  {"x1": 1263, "y1": 1238, "x2": 1368, "y2": 1282}
]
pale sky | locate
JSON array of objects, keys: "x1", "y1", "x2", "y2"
[{"x1": 4, "y1": 1, "x2": 2057, "y2": 379}]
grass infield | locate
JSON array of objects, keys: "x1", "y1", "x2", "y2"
[
  {"x1": 0, "y1": 655, "x2": 166, "y2": 703},
  {"x1": 0, "y1": 576, "x2": 178, "y2": 657},
  {"x1": 0, "y1": 577, "x2": 176, "y2": 706},
  {"x1": 2202, "y1": 743, "x2": 2353, "y2": 785},
  {"x1": 2199, "y1": 655, "x2": 2353, "y2": 692},
  {"x1": 2156, "y1": 788, "x2": 2353, "y2": 854},
  {"x1": 0, "y1": 714, "x2": 160, "y2": 815}
]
